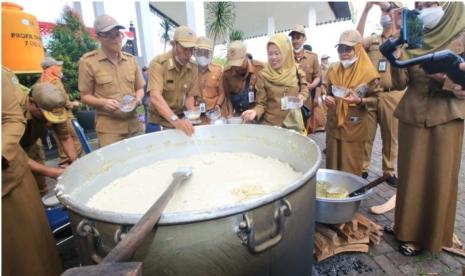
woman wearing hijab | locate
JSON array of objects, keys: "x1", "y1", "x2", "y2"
[
  {"x1": 390, "y1": 2, "x2": 465, "y2": 256},
  {"x1": 241, "y1": 33, "x2": 309, "y2": 134},
  {"x1": 323, "y1": 30, "x2": 380, "y2": 175}
]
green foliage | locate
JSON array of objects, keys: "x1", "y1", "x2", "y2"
[
  {"x1": 229, "y1": 29, "x2": 244, "y2": 41},
  {"x1": 160, "y1": 18, "x2": 172, "y2": 52},
  {"x1": 206, "y1": 2, "x2": 236, "y2": 53},
  {"x1": 212, "y1": 56, "x2": 226, "y2": 66},
  {"x1": 47, "y1": 6, "x2": 98, "y2": 107}
]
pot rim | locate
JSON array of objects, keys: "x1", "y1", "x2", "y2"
[{"x1": 56, "y1": 125, "x2": 322, "y2": 225}]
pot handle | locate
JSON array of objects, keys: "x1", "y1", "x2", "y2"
[
  {"x1": 76, "y1": 219, "x2": 104, "y2": 264},
  {"x1": 237, "y1": 199, "x2": 292, "y2": 254}
]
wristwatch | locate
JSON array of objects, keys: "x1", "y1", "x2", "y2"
[{"x1": 170, "y1": 114, "x2": 179, "y2": 122}]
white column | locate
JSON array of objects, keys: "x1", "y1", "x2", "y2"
[
  {"x1": 307, "y1": 7, "x2": 317, "y2": 44},
  {"x1": 135, "y1": 1, "x2": 155, "y2": 66},
  {"x1": 92, "y1": 2, "x2": 105, "y2": 17},
  {"x1": 186, "y1": 0, "x2": 206, "y2": 37},
  {"x1": 267, "y1": 16, "x2": 275, "y2": 38},
  {"x1": 72, "y1": 2, "x2": 83, "y2": 18}
]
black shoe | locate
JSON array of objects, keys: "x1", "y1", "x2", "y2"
[
  {"x1": 361, "y1": 172, "x2": 368, "y2": 179},
  {"x1": 399, "y1": 243, "x2": 423, "y2": 256},
  {"x1": 386, "y1": 175, "x2": 399, "y2": 188}
]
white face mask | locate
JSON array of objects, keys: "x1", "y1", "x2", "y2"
[
  {"x1": 196, "y1": 56, "x2": 210, "y2": 67},
  {"x1": 380, "y1": 14, "x2": 392, "y2": 28},
  {"x1": 293, "y1": 45, "x2": 304, "y2": 53},
  {"x1": 419, "y1": 6, "x2": 444, "y2": 30},
  {"x1": 340, "y1": 56, "x2": 357, "y2": 68}
]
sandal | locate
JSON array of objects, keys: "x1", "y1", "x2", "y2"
[
  {"x1": 399, "y1": 243, "x2": 423, "y2": 256},
  {"x1": 383, "y1": 225, "x2": 394, "y2": 234}
]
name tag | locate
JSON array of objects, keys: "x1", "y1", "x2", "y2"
[
  {"x1": 248, "y1": 91, "x2": 255, "y2": 103},
  {"x1": 199, "y1": 102, "x2": 206, "y2": 113},
  {"x1": 378, "y1": 59, "x2": 387, "y2": 73},
  {"x1": 281, "y1": 96, "x2": 289, "y2": 110}
]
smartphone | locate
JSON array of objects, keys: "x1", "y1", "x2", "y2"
[{"x1": 402, "y1": 9, "x2": 424, "y2": 49}]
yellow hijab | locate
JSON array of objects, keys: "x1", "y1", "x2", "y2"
[
  {"x1": 260, "y1": 34, "x2": 298, "y2": 87},
  {"x1": 327, "y1": 43, "x2": 380, "y2": 126},
  {"x1": 403, "y1": 2, "x2": 465, "y2": 59}
]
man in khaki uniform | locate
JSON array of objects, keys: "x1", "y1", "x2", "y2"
[
  {"x1": 2, "y1": 67, "x2": 62, "y2": 276},
  {"x1": 20, "y1": 83, "x2": 78, "y2": 195},
  {"x1": 79, "y1": 15, "x2": 145, "y2": 147},
  {"x1": 146, "y1": 26, "x2": 199, "y2": 136},
  {"x1": 223, "y1": 41, "x2": 264, "y2": 117},
  {"x1": 39, "y1": 56, "x2": 83, "y2": 165},
  {"x1": 357, "y1": 2, "x2": 404, "y2": 185},
  {"x1": 288, "y1": 25, "x2": 322, "y2": 133},
  {"x1": 194, "y1": 36, "x2": 226, "y2": 114}
]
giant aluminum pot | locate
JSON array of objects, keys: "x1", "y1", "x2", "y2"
[{"x1": 56, "y1": 125, "x2": 321, "y2": 276}]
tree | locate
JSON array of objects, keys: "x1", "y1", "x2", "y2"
[
  {"x1": 160, "y1": 18, "x2": 172, "y2": 53},
  {"x1": 206, "y1": 2, "x2": 236, "y2": 54},
  {"x1": 47, "y1": 6, "x2": 98, "y2": 107},
  {"x1": 229, "y1": 29, "x2": 244, "y2": 42}
]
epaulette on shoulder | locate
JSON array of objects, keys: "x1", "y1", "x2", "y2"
[
  {"x1": 210, "y1": 63, "x2": 223, "y2": 71},
  {"x1": 81, "y1": 50, "x2": 98, "y2": 59},
  {"x1": 122, "y1": 51, "x2": 134, "y2": 57}
]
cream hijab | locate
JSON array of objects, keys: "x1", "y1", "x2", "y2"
[{"x1": 260, "y1": 34, "x2": 298, "y2": 87}]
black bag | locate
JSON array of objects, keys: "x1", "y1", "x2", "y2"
[
  {"x1": 229, "y1": 73, "x2": 254, "y2": 113},
  {"x1": 295, "y1": 69, "x2": 312, "y2": 123}
]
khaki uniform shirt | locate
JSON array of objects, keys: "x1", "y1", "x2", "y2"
[
  {"x1": 78, "y1": 49, "x2": 145, "y2": 134},
  {"x1": 295, "y1": 50, "x2": 320, "y2": 85},
  {"x1": 325, "y1": 64, "x2": 381, "y2": 142},
  {"x1": 198, "y1": 63, "x2": 225, "y2": 110},
  {"x1": 223, "y1": 59, "x2": 264, "y2": 95},
  {"x1": 254, "y1": 69, "x2": 309, "y2": 126},
  {"x1": 147, "y1": 50, "x2": 200, "y2": 127},
  {"x1": 393, "y1": 31, "x2": 465, "y2": 127},
  {"x1": 363, "y1": 34, "x2": 396, "y2": 90},
  {"x1": 2, "y1": 67, "x2": 28, "y2": 196}
]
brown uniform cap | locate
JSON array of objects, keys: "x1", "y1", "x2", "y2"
[
  {"x1": 41, "y1": 56, "x2": 63, "y2": 69},
  {"x1": 288, "y1": 24, "x2": 306, "y2": 36},
  {"x1": 225, "y1": 40, "x2": 247, "y2": 69},
  {"x1": 195, "y1": 36, "x2": 213, "y2": 50},
  {"x1": 337, "y1": 30, "x2": 363, "y2": 47},
  {"x1": 31, "y1": 83, "x2": 68, "y2": 123},
  {"x1": 94, "y1": 14, "x2": 125, "y2": 33},
  {"x1": 173, "y1": 26, "x2": 197, "y2": 48}
]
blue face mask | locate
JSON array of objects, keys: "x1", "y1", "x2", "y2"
[
  {"x1": 380, "y1": 14, "x2": 392, "y2": 28},
  {"x1": 196, "y1": 56, "x2": 210, "y2": 67}
]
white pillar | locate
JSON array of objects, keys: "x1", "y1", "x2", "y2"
[
  {"x1": 135, "y1": 1, "x2": 155, "y2": 66},
  {"x1": 307, "y1": 7, "x2": 317, "y2": 44},
  {"x1": 186, "y1": 0, "x2": 206, "y2": 37},
  {"x1": 267, "y1": 16, "x2": 275, "y2": 38},
  {"x1": 93, "y1": 2, "x2": 105, "y2": 17}
]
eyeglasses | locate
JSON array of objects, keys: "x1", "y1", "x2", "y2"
[
  {"x1": 337, "y1": 45, "x2": 354, "y2": 54},
  {"x1": 98, "y1": 31, "x2": 123, "y2": 39}
]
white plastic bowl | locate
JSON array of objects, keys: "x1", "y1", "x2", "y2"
[{"x1": 332, "y1": 85, "x2": 347, "y2": 98}]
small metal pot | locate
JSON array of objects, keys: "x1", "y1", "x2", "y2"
[{"x1": 315, "y1": 169, "x2": 370, "y2": 224}]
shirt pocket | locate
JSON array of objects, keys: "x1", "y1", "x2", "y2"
[
  {"x1": 203, "y1": 75, "x2": 219, "y2": 98},
  {"x1": 95, "y1": 74, "x2": 115, "y2": 97}
]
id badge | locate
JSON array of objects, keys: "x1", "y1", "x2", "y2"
[
  {"x1": 378, "y1": 59, "x2": 387, "y2": 72},
  {"x1": 199, "y1": 102, "x2": 206, "y2": 113},
  {"x1": 281, "y1": 96, "x2": 289, "y2": 110},
  {"x1": 248, "y1": 91, "x2": 255, "y2": 103}
]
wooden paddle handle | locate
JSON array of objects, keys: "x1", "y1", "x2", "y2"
[
  {"x1": 348, "y1": 175, "x2": 390, "y2": 197},
  {"x1": 102, "y1": 173, "x2": 190, "y2": 264}
]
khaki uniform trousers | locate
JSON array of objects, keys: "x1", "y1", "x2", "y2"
[
  {"x1": 362, "y1": 91, "x2": 403, "y2": 175},
  {"x1": 53, "y1": 118, "x2": 83, "y2": 165},
  {"x1": 25, "y1": 140, "x2": 47, "y2": 196},
  {"x1": 97, "y1": 122, "x2": 144, "y2": 148}
]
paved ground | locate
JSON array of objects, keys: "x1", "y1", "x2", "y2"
[{"x1": 310, "y1": 129, "x2": 465, "y2": 276}]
